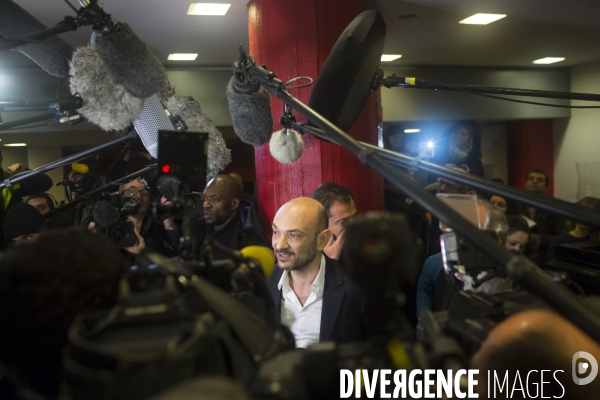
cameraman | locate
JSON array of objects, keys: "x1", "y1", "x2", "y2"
[{"x1": 119, "y1": 177, "x2": 179, "y2": 262}]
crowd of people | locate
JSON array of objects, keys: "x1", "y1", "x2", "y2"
[{"x1": 0, "y1": 122, "x2": 599, "y2": 399}]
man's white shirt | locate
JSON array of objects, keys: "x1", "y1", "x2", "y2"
[{"x1": 278, "y1": 254, "x2": 326, "y2": 348}]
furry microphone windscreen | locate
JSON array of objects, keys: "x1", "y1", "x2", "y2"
[
  {"x1": 0, "y1": 0, "x2": 73, "y2": 77},
  {"x1": 226, "y1": 76, "x2": 274, "y2": 147},
  {"x1": 269, "y1": 129, "x2": 303, "y2": 164},
  {"x1": 92, "y1": 200, "x2": 120, "y2": 229},
  {"x1": 69, "y1": 45, "x2": 144, "y2": 131},
  {"x1": 155, "y1": 175, "x2": 182, "y2": 200},
  {"x1": 165, "y1": 95, "x2": 232, "y2": 178},
  {"x1": 93, "y1": 23, "x2": 166, "y2": 99}
]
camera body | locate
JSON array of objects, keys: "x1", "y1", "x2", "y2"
[{"x1": 90, "y1": 192, "x2": 141, "y2": 248}]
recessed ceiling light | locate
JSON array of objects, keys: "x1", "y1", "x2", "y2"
[
  {"x1": 168, "y1": 53, "x2": 198, "y2": 61},
  {"x1": 187, "y1": 3, "x2": 231, "y2": 16},
  {"x1": 533, "y1": 57, "x2": 565, "y2": 64},
  {"x1": 381, "y1": 54, "x2": 402, "y2": 62},
  {"x1": 404, "y1": 129, "x2": 421, "y2": 133},
  {"x1": 4, "y1": 143, "x2": 26, "y2": 147},
  {"x1": 459, "y1": 13, "x2": 506, "y2": 25}
]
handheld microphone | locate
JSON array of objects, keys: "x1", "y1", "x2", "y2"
[
  {"x1": 0, "y1": 0, "x2": 74, "y2": 77},
  {"x1": 71, "y1": 162, "x2": 89, "y2": 174},
  {"x1": 226, "y1": 48, "x2": 274, "y2": 147},
  {"x1": 240, "y1": 245, "x2": 276, "y2": 278},
  {"x1": 69, "y1": 45, "x2": 144, "y2": 131},
  {"x1": 269, "y1": 129, "x2": 303, "y2": 163}
]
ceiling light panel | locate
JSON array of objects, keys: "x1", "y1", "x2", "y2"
[
  {"x1": 168, "y1": 53, "x2": 198, "y2": 61},
  {"x1": 381, "y1": 54, "x2": 402, "y2": 62},
  {"x1": 532, "y1": 57, "x2": 565, "y2": 64},
  {"x1": 187, "y1": 3, "x2": 231, "y2": 16},
  {"x1": 459, "y1": 13, "x2": 506, "y2": 25}
]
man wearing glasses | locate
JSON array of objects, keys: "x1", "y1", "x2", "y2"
[{"x1": 120, "y1": 177, "x2": 179, "y2": 261}]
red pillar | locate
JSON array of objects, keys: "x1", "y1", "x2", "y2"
[
  {"x1": 248, "y1": 0, "x2": 384, "y2": 233},
  {"x1": 507, "y1": 119, "x2": 555, "y2": 196}
]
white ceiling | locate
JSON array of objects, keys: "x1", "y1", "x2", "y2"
[
  {"x1": 2, "y1": 0, "x2": 600, "y2": 144},
  {"x1": 3, "y1": 0, "x2": 600, "y2": 69}
]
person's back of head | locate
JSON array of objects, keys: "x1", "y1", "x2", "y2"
[
  {"x1": 310, "y1": 182, "x2": 356, "y2": 218},
  {"x1": 472, "y1": 310, "x2": 600, "y2": 399},
  {"x1": 152, "y1": 377, "x2": 249, "y2": 400},
  {"x1": 0, "y1": 228, "x2": 128, "y2": 398}
]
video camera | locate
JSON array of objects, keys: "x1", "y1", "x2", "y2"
[{"x1": 88, "y1": 191, "x2": 141, "y2": 248}]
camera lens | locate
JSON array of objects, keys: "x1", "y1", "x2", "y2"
[
  {"x1": 111, "y1": 228, "x2": 125, "y2": 240},
  {"x1": 106, "y1": 221, "x2": 136, "y2": 247}
]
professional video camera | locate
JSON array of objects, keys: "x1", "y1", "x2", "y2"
[
  {"x1": 60, "y1": 243, "x2": 289, "y2": 400},
  {"x1": 87, "y1": 192, "x2": 141, "y2": 248}
]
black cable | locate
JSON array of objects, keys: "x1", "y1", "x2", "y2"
[
  {"x1": 432, "y1": 82, "x2": 600, "y2": 109},
  {"x1": 4, "y1": 122, "x2": 53, "y2": 131},
  {"x1": 55, "y1": 76, "x2": 67, "y2": 100}
]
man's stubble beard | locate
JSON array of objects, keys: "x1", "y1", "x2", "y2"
[{"x1": 279, "y1": 239, "x2": 318, "y2": 272}]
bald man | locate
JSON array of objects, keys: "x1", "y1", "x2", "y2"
[
  {"x1": 472, "y1": 309, "x2": 600, "y2": 399},
  {"x1": 268, "y1": 197, "x2": 366, "y2": 348},
  {"x1": 197, "y1": 175, "x2": 268, "y2": 260}
]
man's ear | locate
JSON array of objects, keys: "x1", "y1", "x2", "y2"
[
  {"x1": 231, "y1": 198, "x2": 241, "y2": 210},
  {"x1": 316, "y1": 229, "x2": 331, "y2": 251}
]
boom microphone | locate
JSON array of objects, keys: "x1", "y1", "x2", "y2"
[
  {"x1": 226, "y1": 76, "x2": 274, "y2": 147},
  {"x1": 69, "y1": 45, "x2": 144, "y2": 131},
  {"x1": 0, "y1": 0, "x2": 73, "y2": 77},
  {"x1": 93, "y1": 22, "x2": 166, "y2": 99},
  {"x1": 155, "y1": 175, "x2": 182, "y2": 201},
  {"x1": 269, "y1": 129, "x2": 303, "y2": 163},
  {"x1": 91, "y1": 200, "x2": 120, "y2": 229},
  {"x1": 165, "y1": 94, "x2": 231, "y2": 178}
]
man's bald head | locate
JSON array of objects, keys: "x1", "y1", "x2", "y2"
[
  {"x1": 202, "y1": 175, "x2": 244, "y2": 230},
  {"x1": 205, "y1": 175, "x2": 243, "y2": 200},
  {"x1": 275, "y1": 197, "x2": 328, "y2": 235},
  {"x1": 472, "y1": 310, "x2": 600, "y2": 398},
  {"x1": 228, "y1": 172, "x2": 244, "y2": 185},
  {"x1": 272, "y1": 198, "x2": 330, "y2": 271}
]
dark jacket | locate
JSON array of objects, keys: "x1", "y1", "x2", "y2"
[
  {"x1": 268, "y1": 255, "x2": 367, "y2": 344},
  {"x1": 197, "y1": 199, "x2": 269, "y2": 261},
  {"x1": 121, "y1": 215, "x2": 180, "y2": 265},
  {"x1": 0, "y1": 170, "x2": 52, "y2": 249},
  {"x1": 516, "y1": 203, "x2": 566, "y2": 264}
]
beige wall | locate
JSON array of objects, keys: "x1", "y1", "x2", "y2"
[
  {"x1": 480, "y1": 122, "x2": 508, "y2": 184},
  {"x1": 553, "y1": 60, "x2": 600, "y2": 202}
]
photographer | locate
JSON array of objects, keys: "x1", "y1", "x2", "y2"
[
  {"x1": 118, "y1": 177, "x2": 179, "y2": 262},
  {"x1": 0, "y1": 151, "x2": 53, "y2": 249}
]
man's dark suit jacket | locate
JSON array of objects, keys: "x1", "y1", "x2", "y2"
[{"x1": 268, "y1": 255, "x2": 367, "y2": 344}]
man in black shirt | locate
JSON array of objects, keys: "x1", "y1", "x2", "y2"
[{"x1": 197, "y1": 175, "x2": 268, "y2": 260}]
